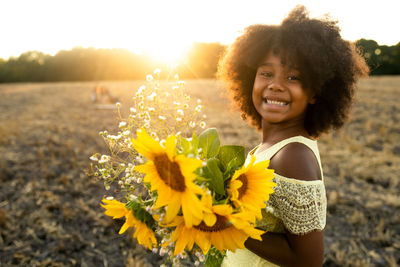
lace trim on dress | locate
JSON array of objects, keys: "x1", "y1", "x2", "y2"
[{"x1": 267, "y1": 174, "x2": 327, "y2": 235}]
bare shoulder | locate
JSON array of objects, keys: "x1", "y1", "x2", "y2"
[{"x1": 269, "y1": 142, "x2": 321, "y2": 181}]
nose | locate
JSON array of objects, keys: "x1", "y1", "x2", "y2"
[{"x1": 267, "y1": 78, "x2": 284, "y2": 92}]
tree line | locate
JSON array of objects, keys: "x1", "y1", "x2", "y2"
[{"x1": 0, "y1": 40, "x2": 398, "y2": 83}]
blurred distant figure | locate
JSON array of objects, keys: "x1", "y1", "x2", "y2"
[{"x1": 91, "y1": 85, "x2": 119, "y2": 104}]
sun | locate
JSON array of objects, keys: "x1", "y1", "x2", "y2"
[{"x1": 141, "y1": 38, "x2": 191, "y2": 65}]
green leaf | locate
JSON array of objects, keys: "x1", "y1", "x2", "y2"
[
  {"x1": 204, "y1": 248, "x2": 225, "y2": 267},
  {"x1": 191, "y1": 131, "x2": 199, "y2": 151},
  {"x1": 179, "y1": 136, "x2": 191, "y2": 154},
  {"x1": 126, "y1": 200, "x2": 155, "y2": 229},
  {"x1": 201, "y1": 158, "x2": 225, "y2": 195},
  {"x1": 218, "y1": 145, "x2": 245, "y2": 169},
  {"x1": 198, "y1": 128, "x2": 220, "y2": 159}
]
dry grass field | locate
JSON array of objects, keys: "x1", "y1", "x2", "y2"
[{"x1": 0, "y1": 76, "x2": 399, "y2": 266}]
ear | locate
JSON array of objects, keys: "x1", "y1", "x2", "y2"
[{"x1": 308, "y1": 96, "x2": 316, "y2": 104}]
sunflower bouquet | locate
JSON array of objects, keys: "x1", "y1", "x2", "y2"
[{"x1": 91, "y1": 70, "x2": 276, "y2": 266}]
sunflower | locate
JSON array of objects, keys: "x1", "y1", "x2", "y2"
[
  {"x1": 227, "y1": 155, "x2": 276, "y2": 220},
  {"x1": 132, "y1": 128, "x2": 206, "y2": 227},
  {"x1": 120, "y1": 211, "x2": 157, "y2": 250},
  {"x1": 100, "y1": 198, "x2": 130, "y2": 218},
  {"x1": 170, "y1": 197, "x2": 264, "y2": 255},
  {"x1": 101, "y1": 199, "x2": 157, "y2": 250}
]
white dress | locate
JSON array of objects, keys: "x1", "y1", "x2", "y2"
[{"x1": 221, "y1": 136, "x2": 327, "y2": 267}]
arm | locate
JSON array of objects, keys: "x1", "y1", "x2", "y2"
[
  {"x1": 245, "y1": 229, "x2": 324, "y2": 267},
  {"x1": 245, "y1": 142, "x2": 324, "y2": 266}
]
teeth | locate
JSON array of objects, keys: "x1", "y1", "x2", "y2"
[{"x1": 266, "y1": 99, "x2": 287, "y2": 106}]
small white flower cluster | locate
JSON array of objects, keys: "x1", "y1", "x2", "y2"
[{"x1": 126, "y1": 70, "x2": 207, "y2": 140}]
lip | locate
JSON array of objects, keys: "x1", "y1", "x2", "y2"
[{"x1": 262, "y1": 96, "x2": 289, "y2": 106}]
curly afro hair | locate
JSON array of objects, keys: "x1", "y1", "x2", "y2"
[{"x1": 217, "y1": 5, "x2": 369, "y2": 137}]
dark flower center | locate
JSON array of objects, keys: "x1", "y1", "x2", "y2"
[
  {"x1": 237, "y1": 174, "x2": 248, "y2": 199},
  {"x1": 153, "y1": 154, "x2": 186, "y2": 192},
  {"x1": 194, "y1": 214, "x2": 230, "y2": 232}
]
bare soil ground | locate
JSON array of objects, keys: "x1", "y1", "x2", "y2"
[{"x1": 0, "y1": 77, "x2": 399, "y2": 266}]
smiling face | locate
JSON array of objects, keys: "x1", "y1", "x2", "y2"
[{"x1": 252, "y1": 52, "x2": 315, "y2": 130}]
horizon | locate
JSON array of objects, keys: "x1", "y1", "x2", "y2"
[{"x1": 1, "y1": 0, "x2": 399, "y2": 62}]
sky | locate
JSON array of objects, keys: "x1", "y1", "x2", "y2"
[{"x1": 1, "y1": 0, "x2": 398, "y2": 62}]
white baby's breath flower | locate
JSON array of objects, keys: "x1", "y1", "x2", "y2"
[
  {"x1": 144, "y1": 122, "x2": 150, "y2": 128},
  {"x1": 177, "y1": 109, "x2": 184, "y2": 116},
  {"x1": 130, "y1": 107, "x2": 137, "y2": 113},
  {"x1": 266, "y1": 206, "x2": 275, "y2": 213},
  {"x1": 189, "y1": 121, "x2": 196, "y2": 128},
  {"x1": 173, "y1": 101, "x2": 180, "y2": 107},
  {"x1": 176, "y1": 117, "x2": 182, "y2": 122},
  {"x1": 147, "y1": 92, "x2": 156, "y2": 101},
  {"x1": 123, "y1": 130, "x2": 131, "y2": 136},
  {"x1": 150, "y1": 132, "x2": 157, "y2": 139},
  {"x1": 158, "y1": 115, "x2": 166, "y2": 120},
  {"x1": 199, "y1": 254, "x2": 206, "y2": 262},
  {"x1": 178, "y1": 81, "x2": 185, "y2": 86},
  {"x1": 105, "y1": 196, "x2": 114, "y2": 200},
  {"x1": 200, "y1": 121, "x2": 206, "y2": 128},
  {"x1": 159, "y1": 247, "x2": 168, "y2": 257},
  {"x1": 181, "y1": 251, "x2": 188, "y2": 259},
  {"x1": 119, "y1": 121, "x2": 127, "y2": 128},
  {"x1": 174, "y1": 74, "x2": 179, "y2": 80},
  {"x1": 183, "y1": 103, "x2": 189, "y2": 109},
  {"x1": 136, "y1": 156, "x2": 144, "y2": 164},
  {"x1": 148, "y1": 107, "x2": 155, "y2": 112},
  {"x1": 185, "y1": 95, "x2": 190, "y2": 101},
  {"x1": 172, "y1": 85, "x2": 179, "y2": 91},
  {"x1": 202, "y1": 114, "x2": 207, "y2": 119},
  {"x1": 99, "y1": 155, "x2": 110, "y2": 164},
  {"x1": 137, "y1": 85, "x2": 145, "y2": 95},
  {"x1": 195, "y1": 105, "x2": 202, "y2": 112},
  {"x1": 146, "y1": 74, "x2": 153, "y2": 81},
  {"x1": 108, "y1": 135, "x2": 121, "y2": 140},
  {"x1": 116, "y1": 102, "x2": 121, "y2": 107},
  {"x1": 89, "y1": 155, "x2": 98, "y2": 161},
  {"x1": 197, "y1": 99, "x2": 201, "y2": 103},
  {"x1": 153, "y1": 68, "x2": 161, "y2": 74},
  {"x1": 138, "y1": 102, "x2": 145, "y2": 110},
  {"x1": 160, "y1": 139, "x2": 166, "y2": 147}
]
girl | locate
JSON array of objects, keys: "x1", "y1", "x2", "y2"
[{"x1": 218, "y1": 6, "x2": 368, "y2": 267}]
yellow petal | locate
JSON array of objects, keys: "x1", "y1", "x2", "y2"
[
  {"x1": 165, "y1": 195, "x2": 182, "y2": 222},
  {"x1": 203, "y1": 213, "x2": 217, "y2": 227},
  {"x1": 165, "y1": 134, "x2": 177, "y2": 160},
  {"x1": 212, "y1": 204, "x2": 233, "y2": 216}
]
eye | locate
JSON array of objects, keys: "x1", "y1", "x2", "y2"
[
  {"x1": 260, "y1": 71, "x2": 273, "y2": 78},
  {"x1": 287, "y1": 75, "x2": 300, "y2": 81}
]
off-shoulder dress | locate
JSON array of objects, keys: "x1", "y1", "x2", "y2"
[{"x1": 222, "y1": 136, "x2": 327, "y2": 267}]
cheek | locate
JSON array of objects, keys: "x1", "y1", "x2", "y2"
[{"x1": 251, "y1": 87, "x2": 260, "y2": 107}]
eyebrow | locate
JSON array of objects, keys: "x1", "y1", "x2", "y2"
[
  {"x1": 258, "y1": 62, "x2": 299, "y2": 70},
  {"x1": 258, "y1": 62, "x2": 278, "y2": 67}
]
